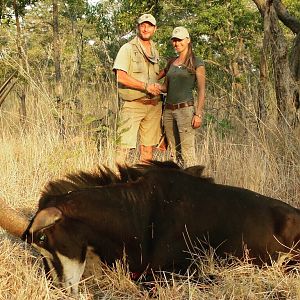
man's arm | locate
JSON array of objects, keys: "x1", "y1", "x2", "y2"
[
  {"x1": 116, "y1": 70, "x2": 161, "y2": 96},
  {"x1": 113, "y1": 44, "x2": 160, "y2": 96}
]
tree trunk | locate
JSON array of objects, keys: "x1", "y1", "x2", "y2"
[
  {"x1": 52, "y1": 0, "x2": 65, "y2": 136},
  {"x1": 257, "y1": 49, "x2": 267, "y2": 123},
  {"x1": 253, "y1": 0, "x2": 300, "y2": 126},
  {"x1": 230, "y1": 38, "x2": 248, "y2": 120},
  {"x1": 290, "y1": 33, "x2": 300, "y2": 82},
  {"x1": 19, "y1": 92, "x2": 27, "y2": 127},
  {"x1": 70, "y1": 19, "x2": 83, "y2": 102},
  {"x1": 273, "y1": 0, "x2": 300, "y2": 126},
  {"x1": 290, "y1": 33, "x2": 300, "y2": 123},
  {"x1": 13, "y1": 0, "x2": 27, "y2": 128},
  {"x1": 0, "y1": 72, "x2": 17, "y2": 108},
  {"x1": 265, "y1": 1, "x2": 294, "y2": 124}
]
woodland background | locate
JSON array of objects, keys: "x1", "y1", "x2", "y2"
[
  {"x1": 0, "y1": 0, "x2": 300, "y2": 299},
  {"x1": 1, "y1": 0, "x2": 300, "y2": 135}
]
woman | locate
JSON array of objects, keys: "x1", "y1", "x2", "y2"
[{"x1": 160, "y1": 26, "x2": 206, "y2": 167}]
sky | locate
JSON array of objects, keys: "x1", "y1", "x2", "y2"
[{"x1": 88, "y1": 0, "x2": 101, "y2": 5}]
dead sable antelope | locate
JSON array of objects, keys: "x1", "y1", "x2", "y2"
[{"x1": 1, "y1": 161, "x2": 300, "y2": 296}]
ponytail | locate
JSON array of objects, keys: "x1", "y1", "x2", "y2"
[{"x1": 183, "y1": 42, "x2": 196, "y2": 74}]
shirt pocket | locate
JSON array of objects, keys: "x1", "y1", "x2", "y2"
[{"x1": 132, "y1": 51, "x2": 143, "y2": 73}]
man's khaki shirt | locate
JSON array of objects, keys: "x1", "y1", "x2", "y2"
[{"x1": 113, "y1": 36, "x2": 160, "y2": 101}]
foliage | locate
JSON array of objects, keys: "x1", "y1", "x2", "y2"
[
  {"x1": 284, "y1": 0, "x2": 300, "y2": 19},
  {"x1": 0, "y1": 0, "x2": 281, "y2": 83},
  {"x1": 1, "y1": 0, "x2": 300, "y2": 129},
  {"x1": 203, "y1": 113, "x2": 234, "y2": 138},
  {"x1": 61, "y1": 0, "x2": 88, "y2": 21},
  {"x1": 0, "y1": 0, "x2": 38, "y2": 22}
]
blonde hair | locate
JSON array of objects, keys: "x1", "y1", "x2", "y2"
[{"x1": 165, "y1": 40, "x2": 197, "y2": 74}]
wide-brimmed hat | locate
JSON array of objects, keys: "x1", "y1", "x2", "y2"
[
  {"x1": 171, "y1": 26, "x2": 190, "y2": 40},
  {"x1": 137, "y1": 14, "x2": 156, "y2": 26}
]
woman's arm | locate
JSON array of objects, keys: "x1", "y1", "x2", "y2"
[
  {"x1": 192, "y1": 65, "x2": 206, "y2": 129},
  {"x1": 157, "y1": 69, "x2": 166, "y2": 80}
]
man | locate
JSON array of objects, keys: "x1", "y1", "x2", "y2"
[{"x1": 113, "y1": 13, "x2": 162, "y2": 163}]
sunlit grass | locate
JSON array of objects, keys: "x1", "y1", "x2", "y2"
[{"x1": 0, "y1": 79, "x2": 299, "y2": 298}]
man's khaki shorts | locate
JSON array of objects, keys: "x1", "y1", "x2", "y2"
[{"x1": 118, "y1": 101, "x2": 162, "y2": 149}]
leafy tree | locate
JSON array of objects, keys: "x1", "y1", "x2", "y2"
[
  {"x1": 253, "y1": 0, "x2": 300, "y2": 125},
  {"x1": 1, "y1": 0, "x2": 299, "y2": 130},
  {"x1": 1, "y1": 0, "x2": 38, "y2": 22},
  {"x1": 1, "y1": 0, "x2": 38, "y2": 126}
]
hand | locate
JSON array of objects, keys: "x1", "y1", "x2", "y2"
[
  {"x1": 155, "y1": 83, "x2": 167, "y2": 93},
  {"x1": 192, "y1": 114, "x2": 202, "y2": 129},
  {"x1": 146, "y1": 83, "x2": 161, "y2": 96}
]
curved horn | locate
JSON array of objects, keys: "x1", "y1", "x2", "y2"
[{"x1": 0, "y1": 197, "x2": 30, "y2": 238}]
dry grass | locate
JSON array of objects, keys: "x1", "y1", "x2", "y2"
[{"x1": 0, "y1": 82, "x2": 300, "y2": 299}]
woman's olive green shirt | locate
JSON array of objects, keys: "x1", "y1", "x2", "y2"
[{"x1": 166, "y1": 57, "x2": 204, "y2": 104}]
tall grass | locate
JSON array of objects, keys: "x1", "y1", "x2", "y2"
[{"x1": 0, "y1": 74, "x2": 299, "y2": 299}]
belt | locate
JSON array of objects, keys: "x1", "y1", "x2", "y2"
[
  {"x1": 134, "y1": 96, "x2": 160, "y2": 106},
  {"x1": 165, "y1": 100, "x2": 194, "y2": 110}
]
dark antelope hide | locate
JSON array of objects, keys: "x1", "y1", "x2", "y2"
[{"x1": 1, "y1": 161, "x2": 300, "y2": 295}]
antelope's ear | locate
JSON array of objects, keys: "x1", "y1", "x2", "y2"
[
  {"x1": 0, "y1": 197, "x2": 30, "y2": 238},
  {"x1": 29, "y1": 207, "x2": 63, "y2": 233}
]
